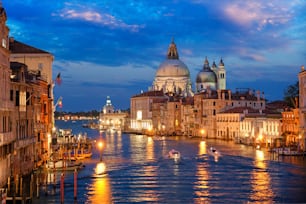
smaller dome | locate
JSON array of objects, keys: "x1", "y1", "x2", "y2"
[
  {"x1": 196, "y1": 57, "x2": 217, "y2": 83},
  {"x1": 196, "y1": 70, "x2": 217, "y2": 83}
]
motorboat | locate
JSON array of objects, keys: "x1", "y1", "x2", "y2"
[
  {"x1": 168, "y1": 149, "x2": 181, "y2": 162},
  {"x1": 208, "y1": 147, "x2": 220, "y2": 157}
]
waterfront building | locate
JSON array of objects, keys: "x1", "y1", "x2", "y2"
[
  {"x1": 10, "y1": 62, "x2": 36, "y2": 175},
  {"x1": 180, "y1": 97, "x2": 195, "y2": 136},
  {"x1": 9, "y1": 37, "x2": 54, "y2": 160},
  {"x1": 218, "y1": 106, "x2": 281, "y2": 147},
  {"x1": 0, "y1": 5, "x2": 14, "y2": 188},
  {"x1": 298, "y1": 65, "x2": 306, "y2": 151},
  {"x1": 192, "y1": 88, "x2": 266, "y2": 139},
  {"x1": 129, "y1": 39, "x2": 269, "y2": 139},
  {"x1": 130, "y1": 39, "x2": 197, "y2": 134},
  {"x1": 130, "y1": 90, "x2": 165, "y2": 132},
  {"x1": 10, "y1": 62, "x2": 50, "y2": 172},
  {"x1": 99, "y1": 96, "x2": 128, "y2": 131},
  {"x1": 282, "y1": 108, "x2": 300, "y2": 147}
]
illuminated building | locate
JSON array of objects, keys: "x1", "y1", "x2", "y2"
[
  {"x1": 9, "y1": 40, "x2": 54, "y2": 169},
  {"x1": 282, "y1": 108, "x2": 299, "y2": 146},
  {"x1": 130, "y1": 39, "x2": 269, "y2": 138},
  {"x1": 218, "y1": 106, "x2": 281, "y2": 147},
  {"x1": 99, "y1": 96, "x2": 128, "y2": 131},
  {"x1": 298, "y1": 65, "x2": 306, "y2": 151},
  {"x1": 130, "y1": 90, "x2": 165, "y2": 132},
  {"x1": 0, "y1": 5, "x2": 14, "y2": 188},
  {"x1": 192, "y1": 89, "x2": 266, "y2": 139}
]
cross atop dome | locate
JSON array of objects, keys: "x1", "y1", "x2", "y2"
[{"x1": 167, "y1": 38, "x2": 179, "y2": 60}]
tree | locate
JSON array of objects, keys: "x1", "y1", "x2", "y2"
[{"x1": 284, "y1": 81, "x2": 299, "y2": 108}]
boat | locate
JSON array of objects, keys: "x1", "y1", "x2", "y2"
[
  {"x1": 168, "y1": 149, "x2": 181, "y2": 162},
  {"x1": 276, "y1": 147, "x2": 305, "y2": 156},
  {"x1": 71, "y1": 152, "x2": 93, "y2": 160},
  {"x1": 208, "y1": 147, "x2": 220, "y2": 157},
  {"x1": 153, "y1": 136, "x2": 165, "y2": 141},
  {"x1": 46, "y1": 159, "x2": 84, "y2": 171}
]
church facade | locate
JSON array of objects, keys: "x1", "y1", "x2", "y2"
[
  {"x1": 129, "y1": 39, "x2": 283, "y2": 149},
  {"x1": 130, "y1": 39, "x2": 230, "y2": 134}
]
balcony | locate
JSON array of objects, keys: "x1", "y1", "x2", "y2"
[
  {"x1": 0, "y1": 132, "x2": 15, "y2": 146},
  {"x1": 15, "y1": 136, "x2": 36, "y2": 149}
]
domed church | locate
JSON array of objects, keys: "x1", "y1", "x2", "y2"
[
  {"x1": 152, "y1": 39, "x2": 194, "y2": 97},
  {"x1": 196, "y1": 57, "x2": 226, "y2": 92}
]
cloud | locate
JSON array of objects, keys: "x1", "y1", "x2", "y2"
[
  {"x1": 223, "y1": 1, "x2": 295, "y2": 30},
  {"x1": 54, "y1": 8, "x2": 144, "y2": 32}
]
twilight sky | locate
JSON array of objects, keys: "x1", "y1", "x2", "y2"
[{"x1": 4, "y1": 0, "x2": 306, "y2": 112}]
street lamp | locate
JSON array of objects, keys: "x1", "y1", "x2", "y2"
[
  {"x1": 97, "y1": 141, "x2": 104, "y2": 161},
  {"x1": 200, "y1": 128, "x2": 205, "y2": 140}
]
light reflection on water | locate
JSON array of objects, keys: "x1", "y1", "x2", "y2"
[
  {"x1": 32, "y1": 120, "x2": 306, "y2": 204},
  {"x1": 86, "y1": 174, "x2": 112, "y2": 204},
  {"x1": 194, "y1": 141, "x2": 210, "y2": 203},
  {"x1": 249, "y1": 150, "x2": 274, "y2": 203}
]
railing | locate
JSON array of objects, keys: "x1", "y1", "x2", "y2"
[{"x1": 15, "y1": 137, "x2": 36, "y2": 148}]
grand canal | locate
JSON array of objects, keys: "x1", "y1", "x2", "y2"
[{"x1": 32, "y1": 120, "x2": 306, "y2": 204}]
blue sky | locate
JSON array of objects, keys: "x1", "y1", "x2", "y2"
[{"x1": 4, "y1": 0, "x2": 306, "y2": 112}]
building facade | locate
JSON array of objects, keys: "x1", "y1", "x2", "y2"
[
  {"x1": 9, "y1": 38, "x2": 54, "y2": 160},
  {"x1": 0, "y1": 6, "x2": 14, "y2": 188},
  {"x1": 99, "y1": 96, "x2": 129, "y2": 132},
  {"x1": 298, "y1": 65, "x2": 306, "y2": 151}
]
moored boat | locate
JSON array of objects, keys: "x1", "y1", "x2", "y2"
[
  {"x1": 46, "y1": 159, "x2": 84, "y2": 171},
  {"x1": 276, "y1": 147, "x2": 305, "y2": 156}
]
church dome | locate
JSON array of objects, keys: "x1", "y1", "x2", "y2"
[
  {"x1": 196, "y1": 69, "x2": 217, "y2": 83},
  {"x1": 196, "y1": 57, "x2": 217, "y2": 83},
  {"x1": 155, "y1": 39, "x2": 190, "y2": 78},
  {"x1": 156, "y1": 59, "x2": 190, "y2": 77}
]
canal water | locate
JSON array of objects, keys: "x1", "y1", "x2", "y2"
[{"x1": 32, "y1": 120, "x2": 306, "y2": 204}]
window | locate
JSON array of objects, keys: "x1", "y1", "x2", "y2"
[
  {"x1": 15, "y1": 91, "x2": 20, "y2": 106},
  {"x1": 2, "y1": 38, "x2": 6, "y2": 48},
  {"x1": 26, "y1": 92, "x2": 30, "y2": 105},
  {"x1": 10, "y1": 90, "x2": 13, "y2": 101},
  {"x1": 136, "y1": 110, "x2": 142, "y2": 120}
]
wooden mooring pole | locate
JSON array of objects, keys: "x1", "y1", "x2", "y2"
[
  {"x1": 74, "y1": 169, "x2": 77, "y2": 200},
  {"x1": 60, "y1": 173, "x2": 64, "y2": 204}
]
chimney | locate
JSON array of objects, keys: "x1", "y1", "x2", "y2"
[{"x1": 9, "y1": 37, "x2": 14, "y2": 43}]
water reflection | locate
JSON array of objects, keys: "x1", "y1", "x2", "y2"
[
  {"x1": 87, "y1": 162, "x2": 112, "y2": 204},
  {"x1": 146, "y1": 136, "x2": 155, "y2": 161},
  {"x1": 249, "y1": 150, "x2": 274, "y2": 202},
  {"x1": 130, "y1": 135, "x2": 147, "y2": 163},
  {"x1": 194, "y1": 140, "x2": 210, "y2": 203},
  {"x1": 199, "y1": 141, "x2": 207, "y2": 155}
]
